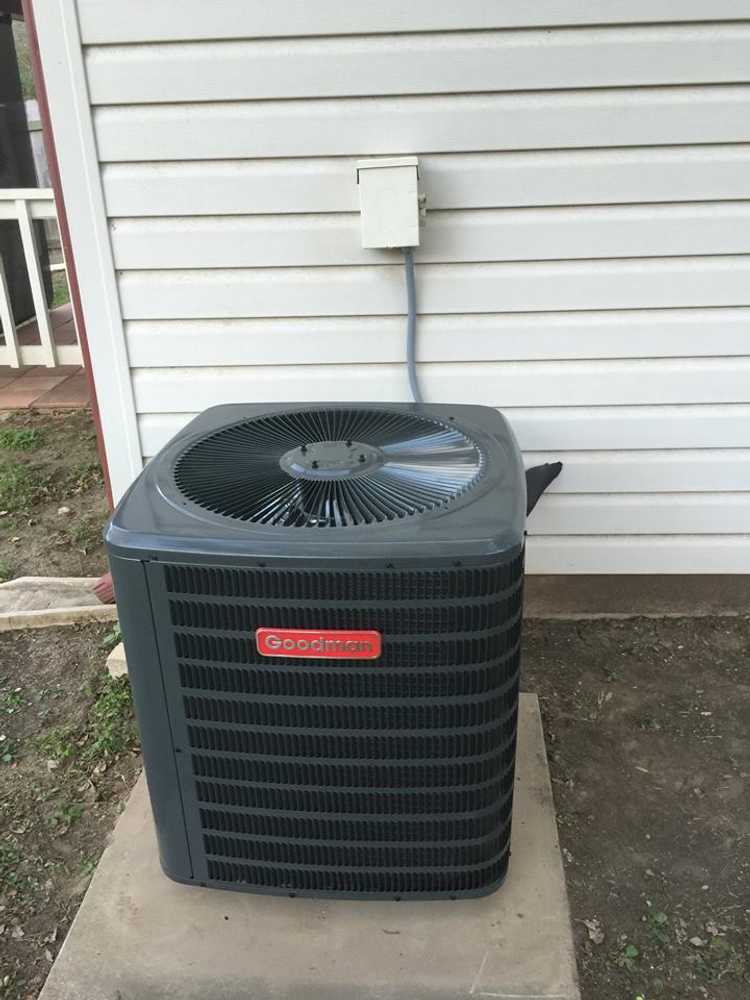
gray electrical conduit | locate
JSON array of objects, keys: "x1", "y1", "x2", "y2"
[
  {"x1": 402, "y1": 247, "x2": 562, "y2": 507},
  {"x1": 402, "y1": 247, "x2": 423, "y2": 403}
]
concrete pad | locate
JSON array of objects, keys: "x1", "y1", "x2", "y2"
[
  {"x1": 39, "y1": 694, "x2": 580, "y2": 1000},
  {"x1": 0, "y1": 577, "x2": 118, "y2": 631},
  {"x1": 0, "y1": 576, "x2": 100, "y2": 613},
  {"x1": 106, "y1": 641, "x2": 128, "y2": 679}
]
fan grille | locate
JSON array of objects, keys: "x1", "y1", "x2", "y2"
[
  {"x1": 173, "y1": 408, "x2": 485, "y2": 527},
  {"x1": 155, "y1": 551, "x2": 524, "y2": 897}
]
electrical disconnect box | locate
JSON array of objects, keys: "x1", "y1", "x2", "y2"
[{"x1": 356, "y1": 156, "x2": 420, "y2": 249}]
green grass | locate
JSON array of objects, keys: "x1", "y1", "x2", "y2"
[
  {"x1": 0, "y1": 559, "x2": 11, "y2": 584},
  {"x1": 35, "y1": 675, "x2": 136, "y2": 768},
  {"x1": 53, "y1": 801, "x2": 84, "y2": 828},
  {"x1": 0, "y1": 427, "x2": 43, "y2": 451},
  {"x1": 646, "y1": 909, "x2": 670, "y2": 947},
  {"x1": 64, "y1": 459, "x2": 104, "y2": 493},
  {"x1": 0, "y1": 461, "x2": 44, "y2": 512},
  {"x1": 83, "y1": 677, "x2": 136, "y2": 763},
  {"x1": 79, "y1": 856, "x2": 97, "y2": 877},
  {"x1": 12, "y1": 19, "x2": 35, "y2": 100},
  {"x1": 617, "y1": 942, "x2": 640, "y2": 973},
  {"x1": 67, "y1": 514, "x2": 102, "y2": 553},
  {"x1": 51, "y1": 271, "x2": 71, "y2": 308},
  {"x1": 0, "y1": 451, "x2": 103, "y2": 516},
  {"x1": 36, "y1": 725, "x2": 78, "y2": 763},
  {"x1": 0, "y1": 689, "x2": 24, "y2": 714},
  {"x1": 0, "y1": 841, "x2": 23, "y2": 892},
  {"x1": 100, "y1": 622, "x2": 122, "y2": 652}
]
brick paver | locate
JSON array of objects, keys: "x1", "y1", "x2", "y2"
[{"x1": 0, "y1": 305, "x2": 90, "y2": 410}]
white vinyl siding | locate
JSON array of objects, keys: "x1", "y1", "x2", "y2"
[
  {"x1": 35, "y1": 1, "x2": 750, "y2": 572},
  {"x1": 91, "y1": 89, "x2": 750, "y2": 161},
  {"x1": 75, "y1": 1, "x2": 750, "y2": 41},
  {"x1": 109, "y1": 204, "x2": 750, "y2": 269},
  {"x1": 101, "y1": 148, "x2": 750, "y2": 216},
  {"x1": 116, "y1": 259, "x2": 750, "y2": 318},
  {"x1": 82, "y1": 25, "x2": 750, "y2": 102}
]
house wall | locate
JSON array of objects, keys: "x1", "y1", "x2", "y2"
[{"x1": 34, "y1": 1, "x2": 750, "y2": 572}]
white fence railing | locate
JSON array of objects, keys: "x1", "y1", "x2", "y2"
[{"x1": 0, "y1": 189, "x2": 82, "y2": 368}]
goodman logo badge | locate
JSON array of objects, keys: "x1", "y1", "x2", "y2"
[{"x1": 256, "y1": 627, "x2": 381, "y2": 660}]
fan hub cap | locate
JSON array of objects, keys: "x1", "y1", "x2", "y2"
[{"x1": 280, "y1": 440, "x2": 383, "y2": 480}]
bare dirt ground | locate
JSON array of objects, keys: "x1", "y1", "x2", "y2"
[
  {"x1": 0, "y1": 624, "x2": 139, "y2": 1000},
  {"x1": 0, "y1": 411, "x2": 108, "y2": 582},
  {"x1": 524, "y1": 617, "x2": 750, "y2": 1000}
]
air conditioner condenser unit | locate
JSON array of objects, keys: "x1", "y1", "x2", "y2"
[{"x1": 105, "y1": 402, "x2": 557, "y2": 899}]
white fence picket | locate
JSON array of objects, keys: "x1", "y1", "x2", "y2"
[
  {"x1": 15, "y1": 199, "x2": 57, "y2": 367},
  {"x1": 0, "y1": 254, "x2": 20, "y2": 368},
  {"x1": 0, "y1": 190, "x2": 83, "y2": 369}
]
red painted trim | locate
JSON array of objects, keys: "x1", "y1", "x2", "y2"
[{"x1": 21, "y1": 0, "x2": 114, "y2": 508}]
